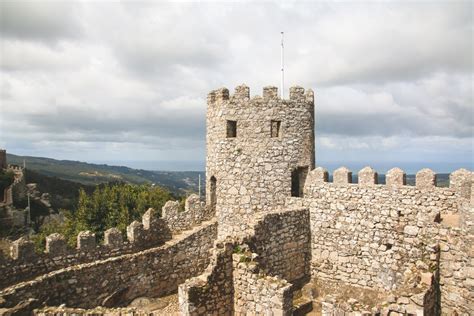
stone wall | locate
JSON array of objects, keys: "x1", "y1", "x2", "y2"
[
  {"x1": 206, "y1": 85, "x2": 315, "y2": 238},
  {"x1": 249, "y1": 208, "x2": 311, "y2": 285},
  {"x1": 179, "y1": 239, "x2": 235, "y2": 315},
  {"x1": 233, "y1": 250, "x2": 293, "y2": 316},
  {"x1": 286, "y1": 166, "x2": 467, "y2": 292},
  {"x1": 179, "y1": 207, "x2": 311, "y2": 315},
  {"x1": 0, "y1": 194, "x2": 213, "y2": 290},
  {"x1": 438, "y1": 181, "x2": 473, "y2": 315},
  {"x1": 0, "y1": 219, "x2": 217, "y2": 311},
  {"x1": 162, "y1": 194, "x2": 214, "y2": 233},
  {"x1": 0, "y1": 208, "x2": 171, "y2": 289},
  {"x1": 285, "y1": 166, "x2": 473, "y2": 314}
]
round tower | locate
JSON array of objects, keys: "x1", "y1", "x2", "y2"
[{"x1": 206, "y1": 85, "x2": 315, "y2": 237}]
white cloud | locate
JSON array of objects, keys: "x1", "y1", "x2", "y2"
[{"x1": 0, "y1": 1, "x2": 472, "y2": 169}]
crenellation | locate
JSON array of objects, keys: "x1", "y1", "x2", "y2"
[
  {"x1": 305, "y1": 167, "x2": 328, "y2": 187},
  {"x1": 233, "y1": 84, "x2": 249, "y2": 99},
  {"x1": 305, "y1": 88, "x2": 315, "y2": 104},
  {"x1": 104, "y1": 227, "x2": 123, "y2": 248},
  {"x1": 289, "y1": 85, "x2": 305, "y2": 101},
  {"x1": 386, "y1": 167, "x2": 406, "y2": 187},
  {"x1": 77, "y1": 231, "x2": 96, "y2": 251},
  {"x1": 449, "y1": 168, "x2": 472, "y2": 200},
  {"x1": 141, "y1": 208, "x2": 156, "y2": 230},
  {"x1": 162, "y1": 194, "x2": 213, "y2": 233},
  {"x1": 333, "y1": 166, "x2": 352, "y2": 184},
  {"x1": 416, "y1": 168, "x2": 437, "y2": 189},
  {"x1": 10, "y1": 237, "x2": 36, "y2": 261},
  {"x1": 45, "y1": 233, "x2": 67, "y2": 256},
  {"x1": 358, "y1": 166, "x2": 378, "y2": 185},
  {"x1": 262, "y1": 86, "x2": 278, "y2": 99},
  {"x1": 126, "y1": 221, "x2": 144, "y2": 244}
]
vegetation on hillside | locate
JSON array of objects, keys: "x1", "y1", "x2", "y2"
[
  {"x1": 32, "y1": 183, "x2": 174, "y2": 251},
  {"x1": 0, "y1": 169, "x2": 14, "y2": 194},
  {"x1": 7, "y1": 153, "x2": 204, "y2": 195},
  {"x1": 25, "y1": 169, "x2": 96, "y2": 211}
]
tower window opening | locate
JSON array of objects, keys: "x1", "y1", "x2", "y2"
[
  {"x1": 210, "y1": 176, "x2": 217, "y2": 211},
  {"x1": 291, "y1": 166, "x2": 309, "y2": 197},
  {"x1": 226, "y1": 120, "x2": 237, "y2": 138},
  {"x1": 271, "y1": 120, "x2": 281, "y2": 138}
]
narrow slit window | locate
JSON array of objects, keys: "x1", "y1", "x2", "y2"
[
  {"x1": 271, "y1": 120, "x2": 281, "y2": 138},
  {"x1": 226, "y1": 120, "x2": 237, "y2": 138}
]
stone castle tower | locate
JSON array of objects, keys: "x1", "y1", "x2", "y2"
[{"x1": 206, "y1": 85, "x2": 315, "y2": 237}]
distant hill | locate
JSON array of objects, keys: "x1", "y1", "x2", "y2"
[{"x1": 7, "y1": 153, "x2": 204, "y2": 195}]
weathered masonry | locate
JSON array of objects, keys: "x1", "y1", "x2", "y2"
[
  {"x1": 0, "y1": 85, "x2": 472, "y2": 316},
  {"x1": 206, "y1": 85, "x2": 315, "y2": 238}
]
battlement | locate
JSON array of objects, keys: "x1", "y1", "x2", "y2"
[
  {"x1": 0, "y1": 194, "x2": 211, "y2": 290},
  {"x1": 305, "y1": 166, "x2": 472, "y2": 192},
  {"x1": 207, "y1": 85, "x2": 314, "y2": 106}
]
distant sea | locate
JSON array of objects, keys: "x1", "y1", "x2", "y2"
[{"x1": 92, "y1": 160, "x2": 472, "y2": 174}]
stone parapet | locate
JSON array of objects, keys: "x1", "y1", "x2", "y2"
[{"x1": 0, "y1": 220, "x2": 218, "y2": 312}]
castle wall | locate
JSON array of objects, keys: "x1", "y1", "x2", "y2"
[
  {"x1": 439, "y1": 193, "x2": 473, "y2": 315},
  {"x1": 248, "y1": 208, "x2": 311, "y2": 285},
  {"x1": 286, "y1": 166, "x2": 473, "y2": 314},
  {"x1": 179, "y1": 208, "x2": 310, "y2": 315},
  {"x1": 179, "y1": 240, "x2": 235, "y2": 315},
  {"x1": 287, "y1": 173, "x2": 454, "y2": 291},
  {"x1": 233, "y1": 252, "x2": 293, "y2": 316},
  {"x1": 0, "y1": 208, "x2": 172, "y2": 289},
  {"x1": 162, "y1": 194, "x2": 214, "y2": 233},
  {"x1": 0, "y1": 219, "x2": 217, "y2": 310},
  {"x1": 0, "y1": 195, "x2": 212, "y2": 289},
  {"x1": 206, "y1": 85, "x2": 315, "y2": 238}
]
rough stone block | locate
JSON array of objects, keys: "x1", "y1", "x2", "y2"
[
  {"x1": 77, "y1": 231, "x2": 96, "y2": 251},
  {"x1": 263, "y1": 86, "x2": 278, "y2": 99},
  {"x1": 142, "y1": 208, "x2": 158, "y2": 230},
  {"x1": 234, "y1": 85, "x2": 249, "y2": 99},
  {"x1": 45, "y1": 233, "x2": 67, "y2": 256},
  {"x1": 10, "y1": 237, "x2": 36, "y2": 260},
  {"x1": 127, "y1": 221, "x2": 144, "y2": 244},
  {"x1": 289, "y1": 86, "x2": 305, "y2": 100},
  {"x1": 386, "y1": 167, "x2": 406, "y2": 187},
  {"x1": 162, "y1": 200, "x2": 180, "y2": 218},
  {"x1": 104, "y1": 227, "x2": 123, "y2": 248},
  {"x1": 333, "y1": 167, "x2": 352, "y2": 184},
  {"x1": 215, "y1": 87, "x2": 229, "y2": 101},
  {"x1": 416, "y1": 168, "x2": 436, "y2": 189},
  {"x1": 358, "y1": 166, "x2": 378, "y2": 186},
  {"x1": 185, "y1": 194, "x2": 203, "y2": 213},
  {"x1": 305, "y1": 89, "x2": 314, "y2": 104},
  {"x1": 307, "y1": 167, "x2": 328, "y2": 184},
  {"x1": 450, "y1": 168, "x2": 472, "y2": 199}
]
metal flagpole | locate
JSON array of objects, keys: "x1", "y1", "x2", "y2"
[{"x1": 281, "y1": 31, "x2": 284, "y2": 99}]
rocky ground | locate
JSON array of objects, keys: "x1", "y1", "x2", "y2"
[{"x1": 128, "y1": 293, "x2": 180, "y2": 315}]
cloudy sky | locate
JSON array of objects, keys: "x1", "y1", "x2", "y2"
[{"x1": 0, "y1": 1, "x2": 472, "y2": 172}]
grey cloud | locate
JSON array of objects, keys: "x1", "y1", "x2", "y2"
[
  {"x1": 0, "y1": 1, "x2": 472, "y2": 165},
  {"x1": 0, "y1": 1, "x2": 82, "y2": 41}
]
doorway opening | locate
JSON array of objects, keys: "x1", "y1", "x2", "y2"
[{"x1": 291, "y1": 166, "x2": 309, "y2": 197}]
